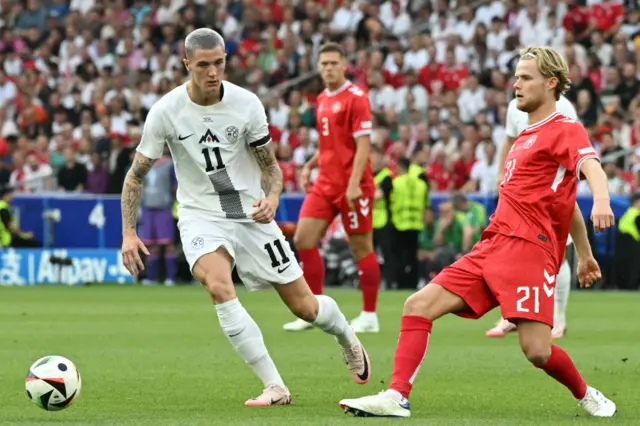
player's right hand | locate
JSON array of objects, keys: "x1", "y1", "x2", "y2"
[
  {"x1": 576, "y1": 256, "x2": 601, "y2": 288},
  {"x1": 121, "y1": 232, "x2": 150, "y2": 277},
  {"x1": 590, "y1": 198, "x2": 615, "y2": 233},
  {"x1": 300, "y1": 166, "x2": 311, "y2": 192}
]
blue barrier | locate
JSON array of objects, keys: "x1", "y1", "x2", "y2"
[
  {"x1": 8, "y1": 192, "x2": 632, "y2": 249},
  {"x1": 0, "y1": 248, "x2": 134, "y2": 285}
]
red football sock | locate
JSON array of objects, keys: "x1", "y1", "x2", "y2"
[
  {"x1": 389, "y1": 315, "x2": 433, "y2": 399},
  {"x1": 298, "y1": 248, "x2": 325, "y2": 295},
  {"x1": 357, "y1": 252, "x2": 380, "y2": 312},
  {"x1": 537, "y1": 345, "x2": 587, "y2": 399}
]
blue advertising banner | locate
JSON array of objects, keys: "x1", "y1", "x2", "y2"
[
  {"x1": 0, "y1": 249, "x2": 134, "y2": 285},
  {"x1": 7, "y1": 193, "x2": 632, "y2": 250}
]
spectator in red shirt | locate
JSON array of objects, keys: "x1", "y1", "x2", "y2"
[
  {"x1": 435, "y1": 49, "x2": 469, "y2": 92},
  {"x1": 427, "y1": 147, "x2": 452, "y2": 191},
  {"x1": 591, "y1": 0, "x2": 624, "y2": 38},
  {"x1": 452, "y1": 140, "x2": 477, "y2": 189}
]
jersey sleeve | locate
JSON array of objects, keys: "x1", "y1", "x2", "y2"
[
  {"x1": 247, "y1": 96, "x2": 271, "y2": 148},
  {"x1": 552, "y1": 122, "x2": 599, "y2": 180},
  {"x1": 137, "y1": 103, "x2": 168, "y2": 160},
  {"x1": 349, "y1": 90, "x2": 373, "y2": 139},
  {"x1": 505, "y1": 100, "x2": 519, "y2": 138}
]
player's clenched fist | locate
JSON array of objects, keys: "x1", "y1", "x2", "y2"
[
  {"x1": 576, "y1": 256, "x2": 601, "y2": 288},
  {"x1": 590, "y1": 198, "x2": 615, "y2": 233},
  {"x1": 252, "y1": 197, "x2": 278, "y2": 223},
  {"x1": 121, "y1": 231, "x2": 150, "y2": 276}
]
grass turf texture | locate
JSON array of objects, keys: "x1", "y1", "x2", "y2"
[{"x1": 0, "y1": 285, "x2": 636, "y2": 426}]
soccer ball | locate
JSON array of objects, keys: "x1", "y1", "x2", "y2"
[{"x1": 26, "y1": 356, "x2": 82, "y2": 411}]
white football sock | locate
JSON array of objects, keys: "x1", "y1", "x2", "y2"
[
  {"x1": 312, "y1": 295, "x2": 357, "y2": 346},
  {"x1": 215, "y1": 298, "x2": 286, "y2": 389},
  {"x1": 555, "y1": 260, "x2": 571, "y2": 323}
]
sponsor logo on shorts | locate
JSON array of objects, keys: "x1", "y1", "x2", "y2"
[
  {"x1": 191, "y1": 236, "x2": 205, "y2": 249},
  {"x1": 277, "y1": 264, "x2": 291, "y2": 274}
]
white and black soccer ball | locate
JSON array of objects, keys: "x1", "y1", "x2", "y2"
[{"x1": 26, "y1": 356, "x2": 82, "y2": 411}]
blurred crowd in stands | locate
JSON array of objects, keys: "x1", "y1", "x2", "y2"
[{"x1": 0, "y1": 0, "x2": 639, "y2": 288}]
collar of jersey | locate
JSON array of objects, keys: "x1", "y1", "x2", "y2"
[
  {"x1": 325, "y1": 80, "x2": 352, "y2": 97},
  {"x1": 521, "y1": 112, "x2": 559, "y2": 134},
  {"x1": 184, "y1": 82, "x2": 225, "y2": 109}
]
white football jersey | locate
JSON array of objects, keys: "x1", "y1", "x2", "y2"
[
  {"x1": 506, "y1": 95, "x2": 577, "y2": 138},
  {"x1": 137, "y1": 81, "x2": 271, "y2": 222}
]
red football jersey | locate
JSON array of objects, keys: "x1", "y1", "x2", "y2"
[
  {"x1": 315, "y1": 81, "x2": 374, "y2": 192},
  {"x1": 485, "y1": 113, "x2": 599, "y2": 271}
]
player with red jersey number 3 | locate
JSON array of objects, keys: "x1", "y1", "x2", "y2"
[
  {"x1": 338, "y1": 47, "x2": 617, "y2": 418},
  {"x1": 283, "y1": 43, "x2": 381, "y2": 334}
]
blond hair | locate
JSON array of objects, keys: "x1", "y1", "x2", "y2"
[{"x1": 519, "y1": 46, "x2": 571, "y2": 100}]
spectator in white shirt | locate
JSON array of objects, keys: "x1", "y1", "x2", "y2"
[
  {"x1": 458, "y1": 74, "x2": 487, "y2": 124},
  {"x1": 466, "y1": 141, "x2": 499, "y2": 194},
  {"x1": 395, "y1": 71, "x2": 428, "y2": 113},
  {"x1": 455, "y1": 6, "x2": 478, "y2": 45},
  {"x1": 590, "y1": 30, "x2": 614, "y2": 67},
  {"x1": 330, "y1": 0, "x2": 362, "y2": 34},
  {"x1": 380, "y1": 0, "x2": 412, "y2": 38},
  {"x1": 367, "y1": 70, "x2": 397, "y2": 114},
  {"x1": 475, "y1": 0, "x2": 506, "y2": 27},
  {"x1": 404, "y1": 34, "x2": 429, "y2": 73},
  {"x1": 486, "y1": 17, "x2": 508, "y2": 53}
]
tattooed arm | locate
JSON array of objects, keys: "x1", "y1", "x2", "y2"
[
  {"x1": 253, "y1": 142, "x2": 283, "y2": 201},
  {"x1": 122, "y1": 152, "x2": 156, "y2": 234},
  {"x1": 251, "y1": 141, "x2": 283, "y2": 223}
]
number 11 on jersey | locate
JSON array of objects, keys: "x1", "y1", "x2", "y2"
[{"x1": 202, "y1": 147, "x2": 225, "y2": 172}]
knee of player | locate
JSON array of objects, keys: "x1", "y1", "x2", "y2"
[
  {"x1": 292, "y1": 231, "x2": 311, "y2": 250},
  {"x1": 521, "y1": 344, "x2": 551, "y2": 366},
  {"x1": 289, "y1": 295, "x2": 318, "y2": 322},
  {"x1": 202, "y1": 275, "x2": 236, "y2": 304}
]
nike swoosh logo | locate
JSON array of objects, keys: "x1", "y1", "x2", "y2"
[
  {"x1": 270, "y1": 397, "x2": 284, "y2": 405},
  {"x1": 228, "y1": 327, "x2": 245, "y2": 338},
  {"x1": 277, "y1": 264, "x2": 291, "y2": 273},
  {"x1": 356, "y1": 345, "x2": 370, "y2": 381},
  {"x1": 178, "y1": 133, "x2": 194, "y2": 141}
]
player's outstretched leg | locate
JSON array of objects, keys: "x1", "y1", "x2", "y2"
[
  {"x1": 552, "y1": 260, "x2": 571, "y2": 339},
  {"x1": 194, "y1": 249, "x2": 291, "y2": 407},
  {"x1": 274, "y1": 276, "x2": 371, "y2": 384},
  {"x1": 284, "y1": 217, "x2": 331, "y2": 332},
  {"x1": 517, "y1": 320, "x2": 616, "y2": 417},
  {"x1": 338, "y1": 283, "x2": 468, "y2": 418},
  {"x1": 347, "y1": 232, "x2": 381, "y2": 333}
]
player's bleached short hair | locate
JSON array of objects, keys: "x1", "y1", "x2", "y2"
[
  {"x1": 519, "y1": 46, "x2": 571, "y2": 100},
  {"x1": 185, "y1": 28, "x2": 225, "y2": 59}
]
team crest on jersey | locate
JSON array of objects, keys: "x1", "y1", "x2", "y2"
[
  {"x1": 225, "y1": 126, "x2": 239, "y2": 142},
  {"x1": 191, "y1": 236, "x2": 204, "y2": 249},
  {"x1": 199, "y1": 129, "x2": 220, "y2": 144},
  {"x1": 332, "y1": 102, "x2": 343, "y2": 113},
  {"x1": 523, "y1": 135, "x2": 537, "y2": 149}
]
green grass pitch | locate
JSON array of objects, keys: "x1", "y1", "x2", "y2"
[{"x1": 0, "y1": 285, "x2": 637, "y2": 425}]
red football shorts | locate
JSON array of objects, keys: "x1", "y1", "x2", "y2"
[
  {"x1": 433, "y1": 233, "x2": 558, "y2": 327},
  {"x1": 298, "y1": 183, "x2": 374, "y2": 234}
]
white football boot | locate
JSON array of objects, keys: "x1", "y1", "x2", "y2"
[
  {"x1": 485, "y1": 318, "x2": 517, "y2": 337},
  {"x1": 350, "y1": 311, "x2": 380, "y2": 333},
  {"x1": 340, "y1": 389, "x2": 410, "y2": 417},
  {"x1": 577, "y1": 386, "x2": 616, "y2": 417},
  {"x1": 282, "y1": 318, "x2": 313, "y2": 332},
  {"x1": 340, "y1": 334, "x2": 372, "y2": 384},
  {"x1": 244, "y1": 384, "x2": 291, "y2": 407}
]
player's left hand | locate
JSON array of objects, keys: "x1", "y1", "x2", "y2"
[
  {"x1": 346, "y1": 183, "x2": 362, "y2": 211},
  {"x1": 252, "y1": 197, "x2": 278, "y2": 223},
  {"x1": 576, "y1": 256, "x2": 601, "y2": 288},
  {"x1": 591, "y1": 198, "x2": 615, "y2": 233}
]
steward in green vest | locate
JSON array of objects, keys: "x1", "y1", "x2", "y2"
[
  {"x1": 391, "y1": 159, "x2": 428, "y2": 232},
  {"x1": 0, "y1": 187, "x2": 39, "y2": 248},
  {"x1": 614, "y1": 192, "x2": 640, "y2": 290},
  {"x1": 373, "y1": 167, "x2": 393, "y2": 230},
  {"x1": 389, "y1": 158, "x2": 428, "y2": 290}
]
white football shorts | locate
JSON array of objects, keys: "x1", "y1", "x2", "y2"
[{"x1": 178, "y1": 216, "x2": 303, "y2": 291}]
